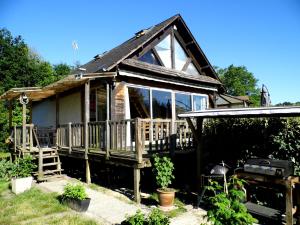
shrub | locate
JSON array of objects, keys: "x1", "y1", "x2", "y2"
[
  {"x1": 206, "y1": 175, "x2": 257, "y2": 225},
  {"x1": 0, "y1": 159, "x2": 14, "y2": 181},
  {"x1": 121, "y1": 210, "x2": 146, "y2": 225},
  {"x1": 62, "y1": 183, "x2": 88, "y2": 200},
  {"x1": 121, "y1": 209, "x2": 170, "y2": 225},
  {"x1": 152, "y1": 155, "x2": 174, "y2": 190},
  {"x1": 147, "y1": 208, "x2": 170, "y2": 225},
  {"x1": 11, "y1": 155, "x2": 36, "y2": 178}
]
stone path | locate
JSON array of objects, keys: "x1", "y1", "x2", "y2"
[{"x1": 36, "y1": 176, "x2": 207, "y2": 225}]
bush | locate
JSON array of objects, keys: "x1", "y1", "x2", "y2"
[
  {"x1": 152, "y1": 155, "x2": 174, "y2": 190},
  {"x1": 203, "y1": 117, "x2": 300, "y2": 175},
  {"x1": 0, "y1": 159, "x2": 14, "y2": 181},
  {"x1": 121, "y1": 209, "x2": 170, "y2": 225},
  {"x1": 11, "y1": 155, "x2": 36, "y2": 178},
  {"x1": 148, "y1": 208, "x2": 170, "y2": 225},
  {"x1": 62, "y1": 183, "x2": 88, "y2": 200},
  {"x1": 206, "y1": 175, "x2": 257, "y2": 225}
]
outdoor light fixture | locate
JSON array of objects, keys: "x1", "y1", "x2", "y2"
[
  {"x1": 19, "y1": 92, "x2": 29, "y2": 105},
  {"x1": 75, "y1": 67, "x2": 86, "y2": 80}
]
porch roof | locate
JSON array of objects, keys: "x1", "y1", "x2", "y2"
[
  {"x1": 0, "y1": 72, "x2": 116, "y2": 101},
  {"x1": 178, "y1": 106, "x2": 300, "y2": 118}
]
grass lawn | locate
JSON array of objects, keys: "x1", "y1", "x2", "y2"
[{"x1": 0, "y1": 180, "x2": 99, "y2": 225}]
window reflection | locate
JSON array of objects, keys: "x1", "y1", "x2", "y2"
[
  {"x1": 152, "y1": 90, "x2": 172, "y2": 119},
  {"x1": 90, "y1": 85, "x2": 107, "y2": 121},
  {"x1": 193, "y1": 95, "x2": 207, "y2": 111},
  {"x1": 155, "y1": 35, "x2": 172, "y2": 68},
  {"x1": 139, "y1": 50, "x2": 160, "y2": 65},
  {"x1": 128, "y1": 87, "x2": 150, "y2": 118},
  {"x1": 175, "y1": 93, "x2": 191, "y2": 116}
]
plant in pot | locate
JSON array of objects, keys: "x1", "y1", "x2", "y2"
[
  {"x1": 62, "y1": 183, "x2": 91, "y2": 212},
  {"x1": 11, "y1": 155, "x2": 36, "y2": 194},
  {"x1": 152, "y1": 155, "x2": 175, "y2": 208}
]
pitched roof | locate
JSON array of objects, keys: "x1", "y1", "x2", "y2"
[
  {"x1": 121, "y1": 59, "x2": 221, "y2": 85},
  {"x1": 81, "y1": 15, "x2": 179, "y2": 73},
  {"x1": 81, "y1": 14, "x2": 221, "y2": 83}
]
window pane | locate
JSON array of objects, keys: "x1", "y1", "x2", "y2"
[
  {"x1": 193, "y1": 95, "x2": 207, "y2": 111},
  {"x1": 96, "y1": 85, "x2": 107, "y2": 121},
  {"x1": 175, "y1": 93, "x2": 191, "y2": 116},
  {"x1": 174, "y1": 38, "x2": 188, "y2": 70},
  {"x1": 152, "y1": 90, "x2": 172, "y2": 119},
  {"x1": 186, "y1": 62, "x2": 200, "y2": 76},
  {"x1": 139, "y1": 50, "x2": 160, "y2": 65},
  {"x1": 128, "y1": 87, "x2": 150, "y2": 118},
  {"x1": 155, "y1": 35, "x2": 172, "y2": 68}
]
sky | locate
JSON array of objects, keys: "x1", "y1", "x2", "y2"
[{"x1": 1, "y1": 0, "x2": 300, "y2": 104}]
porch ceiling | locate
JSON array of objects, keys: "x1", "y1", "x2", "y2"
[
  {"x1": 0, "y1": 72, "x2": 116, "y2": 101},
  {"x1": 178, "y1": 106, "x2": 300, "y2": 118}
]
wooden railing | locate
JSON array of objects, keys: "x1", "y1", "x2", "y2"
[
  {"x1": 56, "y1": 118, "x2": 194, "y2": 160},
  {"x1": 12, "y1": 124, "x2": 36, "y2": 152}
]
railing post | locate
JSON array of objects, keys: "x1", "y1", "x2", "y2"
[
  {"x1": 105, "y1": 120, "x2": 110, "y2": 158},
  {"x1": 13, "y1": 126, "x2": 17, "y2": 153},
  {"x1": 38, "y1": 141, "x2": 43, "y2": 180},
  {"x1": 135, "y1": 118, "x2": 143, "y2": 164},
  {"x1": 29, "y1": 124, "x2": 33, "y2": 151},
  {"x1": 68, "y1": 122, "x2": 72, "y2": 154}
]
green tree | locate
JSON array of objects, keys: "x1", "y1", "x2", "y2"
[
  {"x1": 216, "y1": 65, "x2": 260, "y2": 106},
  {"x1": 0, "y1": 28, "x2": 71, "y2": 150}
]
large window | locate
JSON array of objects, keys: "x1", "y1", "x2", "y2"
[
  {"x1": 128, "y1": 87, "x2": 150, "y2": 118},
  {"x1": 152, "y1": 90, "x2": 172, "y2": 119},
  {"x1": 175, "y1": 93, "x2": 191, "y2": 115},
  {"x1": 154, "y1": 35, "x2": 172, "y2": 68},
  {"x1": 90, "y1": 85, "x2": 107, "y2": 121},
  {"x1": 193, "y1": 95, "x2": 208, "y2": 111},
  {"x1": 139, "y1": 31, "x2": 201, "y2": 76}
]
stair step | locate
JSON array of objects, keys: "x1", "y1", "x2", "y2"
[
  {"x1": 43, "y1": 169, "x2": 64, "y2": 175},
  {"x1": 43, "y1": 162, "x2": 61, "y2": 167},
  {"x1": 41, "y1": 148, "x2": 56, "y2": 153},
  {"x1": 42, "y1": 155, "x2": 59, "y2": 159},
  {"x1": 38, "y1": 174, "x2": 64, "y2": 181}
]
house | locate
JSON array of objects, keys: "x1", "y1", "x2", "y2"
[
  {"x1": 0, "y1": 14, "x2": 223, "y2": 202},
  {"x1": 216, "y1": 94, "x2": 251, "y2": 108}
]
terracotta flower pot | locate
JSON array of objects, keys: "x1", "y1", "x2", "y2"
[
  {"x1": 157, "y1": 188, "x2": 175, "y2": 207},
  {"x1": 64, "y1": 198, "x2": 91, "y2": 212}
]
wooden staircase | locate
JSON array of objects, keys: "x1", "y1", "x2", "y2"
[{"x1": 37, "y1": 147, "x2": 63, "y2": 181}]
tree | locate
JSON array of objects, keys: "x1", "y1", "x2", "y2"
[
  {"x1": 216, "y1": 65, "x2": 260, "y2": 106},
  {"x1": 0, "y1": 28, "x2": 71, "y2": 149}
]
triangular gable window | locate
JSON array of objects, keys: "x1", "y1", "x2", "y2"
[
  {"x1": 154, "y1": 34, "x2": 172, "y2": 68},
  {"x1": 138, "y1": 32, "x2": 200, "y2": 76},
  {"x1": 139, "y1": 50, "x2": 161, "y2": 65}
]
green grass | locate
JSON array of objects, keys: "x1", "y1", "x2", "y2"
[
  {"x1": 0, "y1": 180, "x2": 100, "y2": 225},
  {"x1": 0, "y1": 152, "x2": 10, "y2": 159}
]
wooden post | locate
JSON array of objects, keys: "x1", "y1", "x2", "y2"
[
  {"x1": 134, "y1": 168, "x2": 141, "y2": 204},
  {"x1": 56, "y1": 94, "x2": 59, "y2": 129},
  {"x1": 29, "y1": 124, "x2": 33, "y2": 151},
  {"x1": 105, "y1": 120, "x2": 110, "y2": 158},
  {"x1": 29, "y1": 101, "x2": 33, "y2": 124},
  {"x1": 135, "y1": 118, "x2": 143, "y2": 164},
  {"x1": 38, "y1": 142, "x2": 43, "y2": 180},
  {"x1": 84, "y1": 81, "x2": 91, "y2": 184},
  {"x1": 22, "y1": 102, "x2": 26, "y2": 150},
  {"x1": 8, "y1": 100, "x2": 12, "y2": 129},
  {"x1": 170, "y1": 92, "x2": 176, "y2": 156},
  {"x1": 286, "y1": 178, "x2": 293, "y2": 225},
  {"x1": 68, "y1": 122, "x2": 72, "y2": 154},
  {"x1": 13, "y1": 125, "x2": 17, "y2": 153},
  {"x1": 196, "y1": 118, "x2": 204, "y2": 193}
]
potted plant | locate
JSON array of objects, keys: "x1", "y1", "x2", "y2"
[
  {"x1": 11, "y1": 155, "x2": 36, "y2": 194},
  {"x1": 62, "y1": 183, "x2": 91, "y2": 212},
  {"x1": 152, "y1": 155, "x2": 175, "y2": 208}
]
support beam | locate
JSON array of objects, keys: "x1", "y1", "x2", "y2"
[
  {"x1": 8, "y1": 100, "x2": 12, "y2": 128},
  {"x1": 22, "y1": 102, "x2": 26, "y2": 150},
  {"x1": 105, "y1": 83, "x2": 110, "y2": 158},
  {"x1": 134, "y1": 168, "x2": 141, "y2": 204},
  {"x1": 84, "y1": 81, "x2": 91, "y2": 184},
  {"x1": 196, "y1": 118, "x2": 204, "y2": 193},
  {"x1": 85, "y1": 159, "x2": 91, "y2": 184},
  {"x1": 56, "y1": 94, "x2": 59, "y2": 129}
]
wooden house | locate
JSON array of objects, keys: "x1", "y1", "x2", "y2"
[{"x1": 0, "y1": 14, "x2": 223, "y2": 202}]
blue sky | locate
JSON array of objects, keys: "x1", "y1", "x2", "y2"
[{"x1": 1, "y1": 0, "x2": 300, "y2": 104}]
